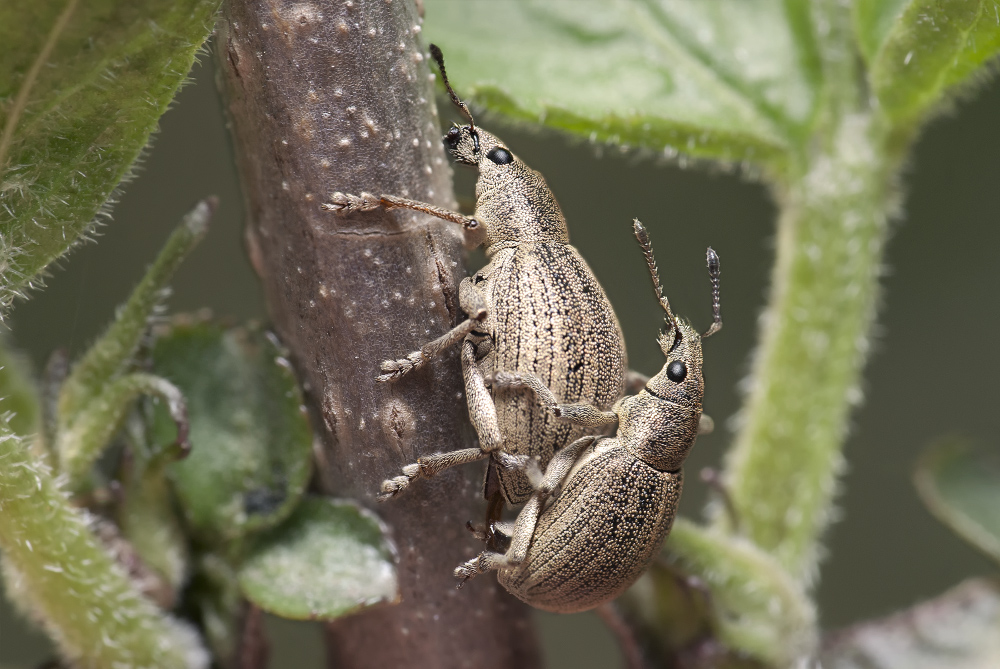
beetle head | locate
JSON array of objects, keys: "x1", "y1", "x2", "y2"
[
  {"x1": 443, "y1": 123, "x2": 509, "y2": 168},
  {"x1": 616, "y1": 223, "x2": 722, "y2": 471},
  {"x1": 430, "y1": 46, "x2": 518, "y2": 173},
  {"x1": 647, "y1": 319, "x2": 705, "y2": 406},
  {"x1": 430, "y1": 45, "x2": 571, "y2": 246},
  {"x1": 617, "y1": 318, "x2": 705, "y2": 472}
]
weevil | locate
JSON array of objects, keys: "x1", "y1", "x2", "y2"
[
  {"x1": 323, "y1": 46, "x2": 627, "y2": 522},
  {"x1": 452, "y1": 220, "x2": 722, "y2": 613}
]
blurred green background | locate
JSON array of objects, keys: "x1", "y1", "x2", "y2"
[{"x1": 1, "y1": 51, "x2": 998, "y2": 668}]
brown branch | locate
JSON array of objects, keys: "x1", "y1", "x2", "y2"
[
  {"x1": 215, "y1": 0, "x2": 540, "y2": 667},
  {"x1": 237, "y1": 604, "x2": 269, "y2": 669},
  {"x1": 596, "y1": 603, "x2": 649, "y2": 669}
]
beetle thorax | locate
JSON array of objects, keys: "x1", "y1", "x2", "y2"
[{"x1": 475, "y1": 164, "x2": 570, "y2": 247}]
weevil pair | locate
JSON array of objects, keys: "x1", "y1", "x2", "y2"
[{"x1": 323, "y1": 45, "x2": 721, "y2": 614}]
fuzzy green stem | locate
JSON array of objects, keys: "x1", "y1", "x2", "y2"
[
  {"x1": 666, "y1": 518, "x2": 817, "y2": 667},
  {"x1": 716, "y1": 111, "x2": 900, "y2": 583},
  {"x1": 58, "y1": 372, "x2": 187, "y2": 488},
  {"x1": 0, "y1": 423, "x2": 207, "y2": 668},
  {"x1": 57, "y1": 198, "x2": 213, "y2": 424},
  {"x1": 0, "y1": 336, "x2": 41, "y2": 439}
]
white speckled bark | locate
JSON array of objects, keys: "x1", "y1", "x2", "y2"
[{"x1": 215, "y1": 1, "x2": 541, "y2": 666}]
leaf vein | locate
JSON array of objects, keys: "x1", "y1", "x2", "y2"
[{"x1": 0, "y1": 0, "x2": 80, "y2": 174}]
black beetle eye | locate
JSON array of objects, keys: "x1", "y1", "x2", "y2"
[
  {"x1": 666, "y1": 360, "x2": 687, "y2": 383},
  {"x1": 487, "y1": 147, "x2": 513, "y2": 165}
]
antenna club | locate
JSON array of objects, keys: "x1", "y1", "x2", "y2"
[
  {"x1": 633, "y1": 218, "x2": 649, "y2": 245},
  {"x1": 706, "y1": 247, "x2": 720, "y2": 274},
  {"x1": 429, "y1": 43, "x2": 444, "y2": 65},
  {"x1": 703, "y1": 247, "x2": 723, "y2": 338}
]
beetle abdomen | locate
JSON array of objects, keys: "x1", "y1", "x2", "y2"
[{"x1": 498, "y1": 447, "x2": 681, "y2": 613}]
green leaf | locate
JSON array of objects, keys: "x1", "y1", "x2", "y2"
[
  {"x1": 0, "y1": 0, "x2": 220, "y2": 312},
  {"x1": 60, "y1": 372, "x2": 188, "y2": 487},
  {"x1": 152, "y1": 321, "x2": 313, "y2": 543},
  {"x1": 238, "y1": 497, "x2": 398, "y2": 621},
  {"x1": 821, "y1": 578, "x2": 1000, "y2": 668},
  {"x1": 423, "y1": 0, "x2": 822, "y2": 165},
  {"x1": 187, "y1": 554, "x2": 243, "y2": 664},
  {"x1": 119, "y1": 467, "x2": 189, "y2": 607},
  {"x1": 864, "y1": 0, "x2": 1000, "y2": 125},
  {"x1": 914, "y1": 438, "x2": 1000, "y2": 565},
  {"x1": 853, "y1": 0, "x2": 910, "y2": 64}
]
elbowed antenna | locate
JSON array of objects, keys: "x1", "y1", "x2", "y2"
[
  {"x1": 429, "y1": 44, "x2": 475, "y2": 129},
  {"x1": 703, "y1": 247, "x2": 722, "y2": 338},
  {"x1": 632, "y1": 219, "x2": 676, "y2": 331}
]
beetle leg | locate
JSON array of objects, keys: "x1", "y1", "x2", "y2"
[
  {"x1": 465, "y1": 519, "x2": 514, "y2": 543},
  {"x1": 533, "y1": 435, "x2": 598, "y2": 497},
  {"x1": 378, "y1": 335, "x2": 503, "y2": 500},
  {"x1": 454, "y1": 551, "x2": 509, "y2": 587},
  {"x1": 504, "y1": 436, "x2": 597, "y2": 565},
  {"x1": 493, "y1": 451, "x2": 543, "y2": 489},
  {"x1": 487, "y1": 370, "x2": 619, "y2": 428},
  {"x1": 377, "y1": 279, "x2": 489, "y2": 382},
  {"x1": 552, "y1": 403, "x2": 619, "y2": 428},
  {"x1": 377, "y1": 448, "x2": 490, "y2": 501},
  {"x1": 503, "y1": 495, "x2": 541, "y2": 566},
  {"x1": 462, "y1": 338, "x2": 502, "y2": 453},
  {"x1": 486, "y1": 369, "x2": 556, "y2": 405},
  {"x1": 323, "y1": 191, "x2": 479, "y2": 232}
]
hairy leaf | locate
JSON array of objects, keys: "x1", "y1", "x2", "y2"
[
  {"x1": 152, "y1": 322, "x2": 312, "y2": 543},
  {"x1": 915, "y1": 438, "x2": 1000, "y2": 565},
  {"x1": 61, "y1": 372, "x2": 188, "y2": 486},
  {"x1": 238, "y1": 497, "x2": 398, "y2": 621},
  {"x1": 822, "y1": 578, "x2": 1000, "y2": 668},
  {"x1": 0, "y1": 0, "x2": 220, "y2": 312},
  {"x1": 423, "y1": 0, "x2": 822, "y2": 165},
  {"x1": 853, "y1": 0, "x2": 910, "y2": 63},
  {"x1": 863, "y1": 0, "x2": 1000, "y2": 125}
]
